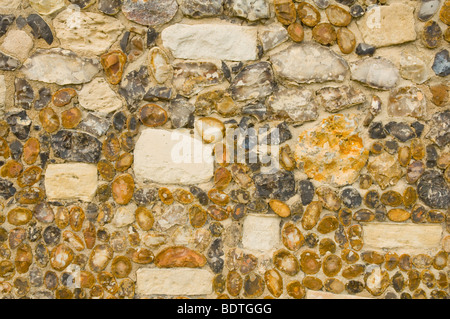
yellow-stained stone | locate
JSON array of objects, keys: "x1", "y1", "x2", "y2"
[
  {"x1": 45, "y1": 164, "x2": 98, "y2": 202},
  {"x1": 295, "y1": 114, "x2": 369, "y2": 187}
]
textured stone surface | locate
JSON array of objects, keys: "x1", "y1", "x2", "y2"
[
  {"x1": 134, "y1": 129, "x2": 214, "y2": 185},
  {"x1": 315, "y1": 85, "x2": 366, "y2": 113},
  {"x1": 78, "y1": 78, "x2": 122, "y2": 114},
  {"x1": 357, "y1": 3, "x2": 417, "y2": 47},
  {"x1": 225, "y1": 0, "x2": 270, "y2": 21},
  {"x1": 1, "y1": 30, "x2": 33, "y2": 61},
  {"x1": 21, "y1": 49, "x2": 99, "y2": 85},
  {"x1": 367, "y1": 152, "x2": 403, "y2": 189},
  {"x1": 295, "y1": 114, "x2": 369, "y2": 187},
  {"x1": 388, "y1": 86, "x2": 427, "y2": 118},
  {"x1": 122, "y1": 0, "x2": 178, "y2": 26},
  {"x1": 53, "y1": 9, "x2": 124, "y2": 57},
  {"x1": 45, "y1": 164, "x2": 98, "y2": 202},
  {"x1": 350, "y1": 57, "x2": 399, "y2": 90},
  {"x1": 29, "y1": 0, "x2": 66, "y2": 15},
  {"x1": 162, "y1": 24, "x2": 258, "y2": 61},
  {"x1": 268, "y1": 87, "x2": 318, "y2": 123},
  {"x1": 258, "y1": 23, "x2": 288, "y2": 52},
  {"x1": 136, "y1": 268, "x2": 213, "y2": 295},
  {"x1": 180, "y1": 0, "x2": 224, "y2": 18},
  {"x1": 363, "y1": 224, "x2": 442, "y2": 252},
  {"x1": 242, "y1": 214, "x2": 280, "y2": 251},
  {"x1": 271, "y1": 43, "x2": 348, "y2": 84}
]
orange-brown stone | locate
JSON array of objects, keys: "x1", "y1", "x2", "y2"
[
  {"x1": 52, "y1": 88, "x2": 77, "y2": 107},
  {"x1": 112, "y1": 174, "x2": 135, "y2": 205},
  {"x1": 101, "y1": 50, "x2": 127, "y2": 85},
  {"x1": 139, "y1": 104, "x2": 168, "y2": 127},
  {"x1": 154, "y1": 246, "x2": 206, "y2": 268},
  {"x1": 39, "y1": 107, "x2": 60, "y2": 133},
  {"x1": 61, "y1": 107, "x2": 82, "y2": 129},
  {"x1": 22, "y1": 137, "x2": 40, "y2": 165}
]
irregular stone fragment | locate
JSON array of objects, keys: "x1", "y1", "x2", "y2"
[
  {"x1": 268, "y1": 87, "x2": 318, "y2": 123},
  {"x1": 365, "y1": 268, "x2": 389, "y2": 296},
  {"x1": 337, "y1": 28, "x2": 356, "y2": 54},
  {"x1": 225, "y1": 0, "x2": 269, "y2": 21},
  {"x1": 273, "y1": 249, "x2": 299, "y2": 276},
  {"x1": 0, "y1": 15, "x2": 15, "y2": 38},
  {"x1": 26, "y1": 14, "x2": 53, "y2": 45},
  {"x1": 274, "y1": 0, "x2": 296, "y2": 25},
  {"x1": 52, "y1": 88, "x2": 76, "y2": 108},
  {"x1": 432, "y1": 49, "x2": 450, "y2": 77},
  {"x1": 426, "y1": 111, "x2": 450, "y2": 147},
  {"x1": 287, "y1": 23, "x2": 304, "y2": 42},
  {"x1": 101, "y1": 51, "x2": 127, "y2": 85},
  {"x1": 253, "y1": 171, "x2": 295, "y2": 200},
  {"x1": 122, "y1": 0, "x2": 178, "y2": 26},
  {"x1": 39, "y1": 108, "x2": 59, "y2": 133},
  {"x1": 195, "y1": 117, "x2": 225, "y2": 144},
  {"x1": 350, "y1": 57, "x2": 399, "y2": 90},
  {"x1": 419, "y1": 0, "x2": 441, "y2": 21},
  {"x1": 51, "y1": 130, "x2": 102, "y2": 163},
  {"x1": 136, "y1": 268, "x2": 213, "y2": 296},
  {"x1": 440, "y1": 0, "x2": 450, "y2": 24},
  {"x1": 422, "y1": 21, "x2": 442, "y2": 48},
  {"x1": 400, "y1": 51, "x2": 430, "y2": 84},
  {"x1": 1, "y1": 30, "x2": 33, "y2": 61},
  {"x1": 169, "y1": 96, "x2": 195, "y2": 128},
  {"x1": 0, "y1": 51, "x2": 20, "y2": 71},
  {"x1": 356, "y1": 3, "x2": 416, "y2": 47},
  {"x1": 89, "y1": 245, "x2": 113, "y2": 272},
  {"x1": 78, "y1": 114, "x2": 110, "y2": 137},
  {"x1": 155, "y1": 246, "x2": 206, "y2": 268},
  {"x1": 78, "y1": 78, "x2": 122, "y2": 114},
  {"x1": 258, "y1": 23, "x2": 288, "y2": 52},
  {"x1": 367, "y1": 152, "x2": 403, "y2": 189},
  {"x1": 316, "y1": 85, "x2": 366, "y2": 113},
  {"x1": 295, "y1": 114, "x2": 369, "y2": 187},
  {"x1": 297, "y1": 2, "x2": 320, "y2": 27},
  {"x1": 417, "y1": 170, "x2": 450, "y2": 209},
  {"x1": 230, "y1": 62, "x2": 275, "y2": 102},
  {"x1": 271, "y1": 43, "x2": 348, "y2": 84},
  {"x1": 50, "y1": 244, "x2": 74, "y2": 271},
  {"x1": 350, "y1": 4, "x2": 364, "y2": 17},
  {"x1": 326, "y1": 5, "x2": 352, "y2": 26},
  {"x1": 173, "y1": 61, "x2": 223, "y2": 97},
  {"x1": 162, "y1": 24, "x2": 258, "y2": 61},
  {"x1": 54, "y1": 9, "x2": 124, "y2": 56},
  {"x1": 355, "y1": 43, "x2": 376, "y2": 56},
  {"x1": 21, "y1": 49, "x2": 99, "y2": 85},
  {"x1": 385, "y1": 122, "x2": 416, "y2": 142},
  {"x1": 180, "y1": 0, "x2": 223, "y2": 18},
  {"x1": 312, "y1": 23, "x2": 336, "y2": 46},
  {"x1": 148, "y1": 47, "x2": 172, "y2": 84},
  {"x1": 98, "y1": 0, "x2": 122, "y2": 15}
]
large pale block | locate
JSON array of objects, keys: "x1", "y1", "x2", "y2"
[
  {"x1": 307, "y1": 291, "x2": 371, "y2": 299},
  {"x1": 161, "y1": 23, "x2": 258, "y2": 61},
  {"x1": 134, "y1": 128, "x2": 214, "y2": 185},
  {"x1": 136, "y1": 268, "x2": 214, "y2": 296},
  {"x1": 363, "y1": 223, "x2": 442, "y2": 252},
  {"x1": 242, "y1": 214, "x2": 280, "y2": 251},
  {"x1": 45, "y1": 163, "x2": 98, "y2": 201},
  {"x1": 357, "y1": 3, "x2": 416, "y2": 47}
]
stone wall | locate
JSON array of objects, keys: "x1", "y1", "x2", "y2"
[{"x1": 0, "y1": 0, "x2": 448, "y2": 299}]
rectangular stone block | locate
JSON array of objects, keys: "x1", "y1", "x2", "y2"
[
  {"x1": 307, "y1": 291, "x2": 371, "y2": 299},
  {"x1": 161, "y1": 23, "x2": 258, "y2": 61},
  {"x1": 363, "y1": 223, "x2": 442, "y2": 252},
  {"x1": 242, "y1": 214, "x2": 280, "y2": 251},
  {"x1": 45, "y1": 163, "x2": 98, "y2": 202},
  {"x1": 357, "y1": 3, "x2": 416, "y2": 47},
  {"x1": 134, "y1": 128, "x2": 214, "y2": 185},
  {"x1": 136, "y1": 268, "x2": 214, "y2": 296}
]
